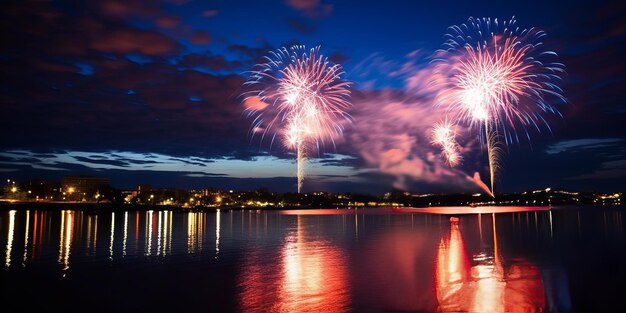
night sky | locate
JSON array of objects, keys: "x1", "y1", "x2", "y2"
[{"x1": 1, "y1": 0, "x2": 625, "y2": 195}]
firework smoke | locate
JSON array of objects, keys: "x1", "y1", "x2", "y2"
[
  {"x1": 348, "y1": 89, "x2": 493, "y2": 194},
  {"x1": 241, "y1": 45, "x2": 352, "y2": 193}
]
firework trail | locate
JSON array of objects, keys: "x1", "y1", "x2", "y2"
[
  {"x1": 431, "y1": 16, "x2": 566, "y2": 196},
  {"x1": 430, "y1": 120, "x2": 462, "y2": 167},
  {"x1": 240, "y1": 45, "x2": 352, "y2": 193}
]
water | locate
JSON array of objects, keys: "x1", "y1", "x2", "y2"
[{"x1": 0, "y1": 205, "x2": 624, "y2": 312}]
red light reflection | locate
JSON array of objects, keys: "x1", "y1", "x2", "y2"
[
  {"x1": 435, "y1": 215, "x2": 546, "y2": 312},
  {"x1": 238, "y1": 216, "x2": 350, "y2": 312}
]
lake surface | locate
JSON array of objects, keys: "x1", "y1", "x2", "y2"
[{"x1": 1, "y1": 205, "x2": 624, "y2": 312}]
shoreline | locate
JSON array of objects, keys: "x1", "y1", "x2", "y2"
[
  {"x1": 0, "y1": 200, "x2": 621, "y2": 213},
  {"x1": 0, "y1": 201, "x2": 327, "y2": 212},
  {"x1": 0, "y1": 201, "x2": 214, "y2": 212}
]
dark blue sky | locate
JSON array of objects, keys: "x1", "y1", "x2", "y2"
[{"x1": 1, "y1": 0, "x2": 625, "y2": 195}]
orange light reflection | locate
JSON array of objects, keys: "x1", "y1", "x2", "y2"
[{"x1": 58, "y1": 210, "x2": 74, "y2": 273}]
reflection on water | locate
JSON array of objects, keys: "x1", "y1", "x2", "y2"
[
  {"x1": 157, "y1": 210, "x2": 172, "y2": 256},
  {"x1": 58, "y1": 210, "x2": 74, "y2": 272},
  {"x1": 436, "y1": 216, "x2": 471, "y2": 312},
  {"x1": 122, "y1": 211, "x2": 128, "y2": 256},
  {"x1": 1, "y1": 209, "x2": 190, "y2": 271},
  {"x1": 145, "y1": 210, "x2": 153, "y2": 256},
  {"x1": 143, "y1": 210, "x2": 174, "y2": 256},
  {"x1": 0, "y1": 206, "x2": 623, "y2": 312},
  {"x1": 238, "y1": 215, "x2": 350, "y2": 312},
  {"x1": 109, "y1": 212, "x2": 115, "y2": 260},
  {"x1": 21, "y1": 210, "x2": 29, "y2": 266},
  {"x1": 215, "y1": 209, "x2": 220, "y2": 259},
  {"x1": 187, "y1": 211, "x2": 205, "y2": 254},
  {"x1": 86, "y1": 214, "x2": 98, "y2": 256},
  {"x1": 4, "y1": 210, "x2": 15, "y2": 268},
  {"x1": 435, "y1": 214, "x2": 564, "y2": 312}
]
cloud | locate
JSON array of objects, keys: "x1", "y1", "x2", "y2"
[
  {"x1": 1, "y1": 1, "x2": 182, "y2": 62},
  {"x1": 0, "y1": 150, "x2": 251, "y2": 174},
  {"x1": 315, "y1": 154, "x2": 358, "y2": 167},
  {"x1": 228, "y1": 43, "x2": 274, "y2": 59},
  {"x1": 285, "y1": 0, "x2": 320, "y2": 10},
  {"x1": 91, "y1": 28, "x2": 180, "y2": 55},
  {"x1": 180, "y1": 53, "x2": 243, "y2": 71},
  {"x1": 98, "y1": 0, "x2": 161, "y2": 18},
  {"x1": 0, "y1": 150, "x2": 71, "y2": 171},
  {"x1": 551, "y1": 2, "x2": 626, "y2": 140},
  {"x1": 287, "y1": 18, "x2": 317, "y2": 34},
  {"x1": 284, "y1": 0, "x2": 333, "y2": 18},
  {"x1": 0, "y1": 10, "x2": 257, "y2": 162},
  {"x1": 202, "y1": 10, "x2": 219, "y2": 17},
  {"x1": 167, "y1": 157, "x2": 209, "y2": 167},
  {"x1": 191, "y1": 31, "x2": 212, "y2": 45},
  {"x1": 73, "y1": 156, "x2": 130, "y2": 167},
  {"x1": 0, "y1": 150, "x2": 361, "y2": 193},
  {"x1": 329, "y1": 53, "x2": 350, "y2": 64},
  {"x1": 545, "y1": 138, "x2": 623, "y2": 154},
  {"x1": 567, "y1": 159, "x2": 626, "y2": 180},
  {"x1": 164, "y1": 0, "x2": 192, "y2": 5},
  {"x1": 156, "y1": 16, "x2": 181, "y2": 28},
  {"x1": 185, "y1": 172, "x2": 228, "y2": 178}
]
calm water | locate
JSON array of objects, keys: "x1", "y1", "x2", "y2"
[{"x1": 1, "y1": 205, "x2": 625, "y2": 312}]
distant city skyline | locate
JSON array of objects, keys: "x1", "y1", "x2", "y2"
[
  {"x1": 4, "y1": 174, "x2": 622, "y2": 198},
  {"x1": 1, "y1": 0, "x2": 625, "y2": 195},
  {"x1": 3, "y1": 173, "x2": 621, "y2": 209}
]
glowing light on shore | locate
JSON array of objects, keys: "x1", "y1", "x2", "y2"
[{"x1": 241, "y1": 45, "x2": 352, "y2": 193}]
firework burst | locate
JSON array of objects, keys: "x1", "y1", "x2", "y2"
[
  {"x1": 430, "y1": 120, "x2": 462, "y2": 167},
  {"x1": 431, "y1": 16, "x2": 566, "y2": 195},
  {"x1": 240, "y1": 45, "x2": 352, "y2": 193}
]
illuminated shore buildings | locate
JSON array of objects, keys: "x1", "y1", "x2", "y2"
[{"x1": 0, "y1": 175, "x2": 622, "y2": 208}]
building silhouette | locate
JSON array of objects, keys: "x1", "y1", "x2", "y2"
[{"x1": 61, "y1": 175, "x2": 111, "y2": 201}]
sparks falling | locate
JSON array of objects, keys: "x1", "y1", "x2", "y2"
[
  {"x1": 431, "y1": 16, "x2": 566, "y2": 196},
  {"x1": 241, "y1": 45, "x2": 352, "y2": 193},
  {"x1": 431, "y1": 120, "x2": 462, "y2": 167}
]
